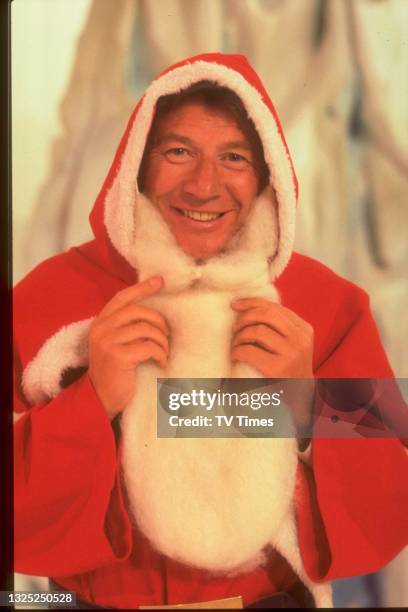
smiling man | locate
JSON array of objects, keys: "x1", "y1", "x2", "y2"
[
  {"x1": 13, "y1": 54, "x2": 408, "y2": 609},
  {"x1": 139, "y1": 83, "x2": 267, "y2": 259}
]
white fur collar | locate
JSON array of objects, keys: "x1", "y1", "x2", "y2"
[
  {"x1": 132, "y1": 189, "x2": 279, "y2": 293},
  {"x1": 118, "y1": 190, "x2": 332, "y2": 606},
  {"x1": 20, "y1": 187, "x2": 279, "y2": 405},
  {"x1": 104, "y1": 60, "x2": 296, "y2": 281},
  {"x1": 21, "y1": 167, "x2": 332, "y2": 608}
]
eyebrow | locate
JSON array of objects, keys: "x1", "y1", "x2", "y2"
[
  {"x1": 154, "y1": 132, "x2": 252, "y2": 152},
  {"x1": 155, "y1": 133, "x2": 194, "y2": 146},
  {"x1": 219, "y1": 140, "x2": 252, "y2": 151}
]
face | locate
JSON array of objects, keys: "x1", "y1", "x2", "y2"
[{"x1": 142, "y1": 102, "x2": 262, "y2": 260}]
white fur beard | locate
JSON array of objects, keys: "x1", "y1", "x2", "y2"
[
  {"x1": 119, "y1": 191, "x2": 305, "y2": 576},
  {"x1": 121, "y1": 288, "x2": 299, "y2": 574}
]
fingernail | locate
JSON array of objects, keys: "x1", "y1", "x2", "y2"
[{"x1": 149, "y1": 276, "x2": 163, "y2": 288}]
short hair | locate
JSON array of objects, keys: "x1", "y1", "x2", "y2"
[{"x1": 137, "y1": 80, "x2": 270, "y2": 193}]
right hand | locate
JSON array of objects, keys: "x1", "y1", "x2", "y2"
[{"x1": 88, "y1": 276, "x2": 169, "y2": 420}]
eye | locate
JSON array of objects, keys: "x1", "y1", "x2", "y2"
[
  {"x1": 221, "y1": 152, "x2": 252, "y2": 169},
  {"x1": 163, "y1": 147, "x2": 193, "y2": 164}
]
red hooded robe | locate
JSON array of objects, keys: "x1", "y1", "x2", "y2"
[{"x1": 13, "y1": 53, "x2": 408, "y2": 609}]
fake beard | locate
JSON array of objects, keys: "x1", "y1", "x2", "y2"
[{"x1": 121, "y1": 192, "x2": 299, "y2": 574}]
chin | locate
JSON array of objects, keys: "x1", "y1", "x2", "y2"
[{"x1": 177, "y1": 239, "x2": 225, "y2": 260}]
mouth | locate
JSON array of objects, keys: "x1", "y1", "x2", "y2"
[{"x1": 173, "y1": 207, "x2": 227, "y2": 222}]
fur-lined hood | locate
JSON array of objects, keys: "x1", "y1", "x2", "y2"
[
  {"x1": 21, "y1": 53, "x2": 301, "y2": 406},
  {"x1": 89, "y1": 53, "x2": 298, "y2": 282}
]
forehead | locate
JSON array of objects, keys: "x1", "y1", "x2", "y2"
[{"x1": 151, "y1": 101, "x2": 252, "y2": 145}]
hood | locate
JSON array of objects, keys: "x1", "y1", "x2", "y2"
[{"x1": 89, "y1": 53, "x2": 298, "y2": 282}]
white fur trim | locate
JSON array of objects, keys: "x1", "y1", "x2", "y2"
[
  {"x1": 123, "y1": 375, "x2": 298, "y2": 572},
  {"x1": 274, "y1": 512, "x2": 333, "y2": 607},
  {"x1": 22, "y1": 318, "x2": 93, "y2": 405},
  {"x1": 132, "y1": 190, "x2": 279, "y2": 294},
  {"x1": 21, "y1": 193, "x2": 331, "y2": 603},
  {"x1": 21, "y1": 311, "x2": 332, "y2": 606},
  {"x1": 118, "y1": 197, "x2": 327, "y2": 598},
  {"x1": 121, "y1": 285, "x2": 297, "y2": 573},
  {"x1": 104, "y1": 60, "x2": 296, "y2": 280}
]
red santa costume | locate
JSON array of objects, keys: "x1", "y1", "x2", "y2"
[{"x1": 14, "y1": 54, "x2": 408, "y2": 609}]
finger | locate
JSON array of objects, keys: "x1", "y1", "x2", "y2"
[
  {"x1": 231, "y1": 344, "x2": 279, "y2": 377},
  {"x1": 120, "y1": 340, "x2": 168, "y2": 370},
  {"x1": 232, "y1": 299, "x2": 308, "y2": 330},
  {"x1": 102, "y1": 302, "x2": 170, "y2": 336},
  {"x1": 231, "y1": 297, "x2": 272, "y2": 310},
  {"x1": 109, "y1": 322, "x2": 169, "y2": 353},
  {"x1": 100, "y1": 276, "x2": 164, "y2": 318},
  {"x1": 233, "y1": 307, "x2": 294, "y2": 339},
  {"x1": 232, "y1": 324, "x2": 286, "y2": 355}
]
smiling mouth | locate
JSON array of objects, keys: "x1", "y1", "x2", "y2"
[{"x1": 174, "y1": 207, "x2": 226, "y2": 222}]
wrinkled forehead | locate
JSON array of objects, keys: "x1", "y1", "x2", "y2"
[{"x1": 149, "y1": 100, "x2": 259, "y2": 150}]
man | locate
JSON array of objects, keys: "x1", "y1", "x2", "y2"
[{"x1": 14, "y1": 54, "x2": 407, "y2": 609}]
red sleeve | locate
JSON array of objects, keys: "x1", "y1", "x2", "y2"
[
  {"x1": 14, "y1": 372, "x2": 133, "y2": 577},
  {"x1": 296, "y1": 293, "x2": 408, "y2": 581}
]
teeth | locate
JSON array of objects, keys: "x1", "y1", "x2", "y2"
[{"x1": 180, "y1": 209, "x2": 222, "y2": 221}]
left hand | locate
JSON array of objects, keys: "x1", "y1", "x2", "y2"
[
  {"x1": 231, "y1": 298, "x2": 314, "y2": 378},
  {"x1": 231, "y1": 298, "x2": 315, "y2": 435}
]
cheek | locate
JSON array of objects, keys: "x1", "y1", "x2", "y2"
[
  {"x1": 145, "y1": 160, "x2": 188, "y2": 198},
  {"x1": 227, "y1": 173, "x2": 259, "y2": 214}
]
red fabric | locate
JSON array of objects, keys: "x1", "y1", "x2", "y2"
[
  {"x1": 13, "y1": 53, "x2": 408, "y2": 608},
  {"x1": 14, "y1": 248, "x2": 408, "y2": 607}
]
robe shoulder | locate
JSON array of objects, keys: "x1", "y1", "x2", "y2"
[
  {"x1": 13, "y1": 242, "x2": 126, "y2": 365},
  {"x1": 277, "y1": 253, "x2": 393, "y2": 377}
]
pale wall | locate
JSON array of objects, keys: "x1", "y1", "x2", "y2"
[{"x1": 12, "y1": 0, "x2": 91, "y2": 282}]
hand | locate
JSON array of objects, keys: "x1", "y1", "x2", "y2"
[
  {"x1": 89, "y1": 276, "x2": 169, "y2": 420},
  {"x1": 231, "y1": 298, "x2": 314, "y2": 434}
]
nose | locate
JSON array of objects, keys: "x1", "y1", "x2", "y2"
[{"x1": 182, "y1": 157, "x2": 221, "y2": 204}]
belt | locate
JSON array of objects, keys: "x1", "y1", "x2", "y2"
[{"x1": 49, "y1": 579, "x2": 314, "y2": 609}]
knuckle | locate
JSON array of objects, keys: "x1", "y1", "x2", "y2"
[
  {"x1": 255, "y1": 324, "x2": 267, "y2": 341},
  {"x1": 128, "y1": 303, "x2": 143, "y2": 318},
  {"x1": 237, "y1": 344, "x2": 248, "y2": 358},
  {"x1": 143, "y1": 339, "x2": 158, "y2": 354},
  {"x1": 150, "y1": 315, "x2": 167, "y2": 336},
  {"x1": 302, "y1": 333, "x2": 313, "y2": 352},
  {"x1": 88, "y1": 322, "x2": 103, "y2": 346},
  {"x1": 238, "y1": 313, "x2": 250, "y2": 327},
  {"x1": 242, "y1": 321, "x2": 253, "y2": 334},
  {"x1": 251, "y1": 325, "x2": 260, "y2": 342},
  {"x1": 136, "y1": 321, "x2": 151, "y2": 335},
  {"x1": 89, "y1": 318, "x2": 101, "y2": 336},
  {"x1": 88, "y1": 327, "x2": 97, "y2": 345},
  {"x1": 110, "y1": 344, "x2": 122, "y2": 360},
  {"x1": 236, "y1": 326, "x2": 247, "y2": 341},
  {"x1": 304, "y1": 321, "x2": 314, "y2": 337},
  {"x1": 259, "y1": 306, "x2": 271, "y2": 318},
  {"x1": 156, "y1": 312, "x2": 169, "y2": 331}
]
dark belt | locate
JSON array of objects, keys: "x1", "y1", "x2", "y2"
[{"x1": 49, "y1": 579, "x2": 315, "y2": 609}]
